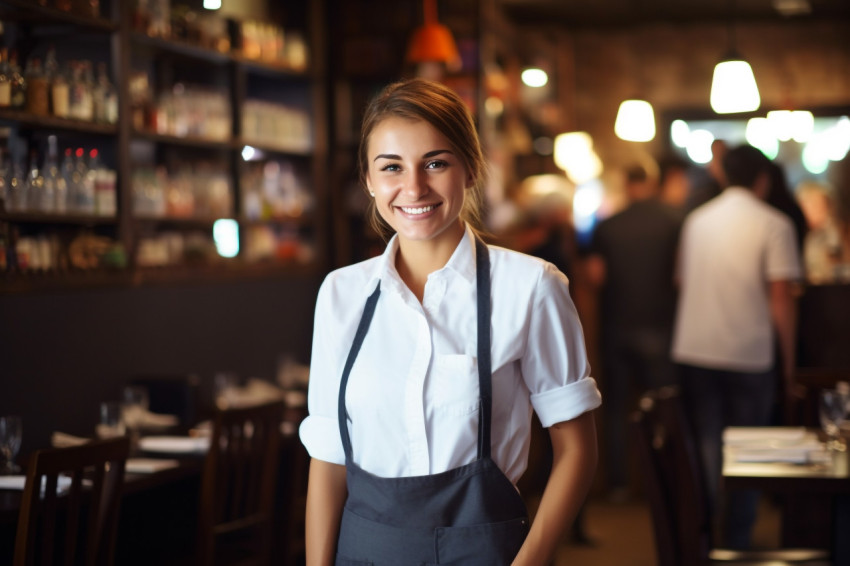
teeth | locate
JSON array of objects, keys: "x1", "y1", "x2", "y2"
[{"x1": 400, "y1": 205, "x2": 436, "y2": 215}]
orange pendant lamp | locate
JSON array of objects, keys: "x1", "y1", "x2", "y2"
[{"x1": 406, "y1": 0, "x2": 461, "y2": 71}]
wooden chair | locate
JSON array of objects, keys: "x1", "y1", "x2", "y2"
[
  {"x1": 13, "y1": 436, "x2": 130, "y2": 566},
  {"x1": 632, "y1": 387, "x2": 830, "y2": 566},
  {"x1": 197, "y1": 399, "x2": 285, "y2": 566}
]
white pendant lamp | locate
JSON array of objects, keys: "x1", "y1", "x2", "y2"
[
  {"x1": 710, "y1": 55, "x2": 760, "y2": 114},
  {"x1": 615, "y1": 98, "x2": 656, "y2": 142},
  {"x1": 711, "y1": 3, "x2": 760, "y2": 114}
]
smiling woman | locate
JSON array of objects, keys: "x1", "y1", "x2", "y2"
[{"x1": 300, "y1": 78, "x2": 601, "y2": 566}]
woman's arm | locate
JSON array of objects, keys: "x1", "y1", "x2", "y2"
[
  {"x1": 305, "y1": 458, "x2": 348, "y2": 566},
  {"x1": 511, "y1": 411, "x2": 598, "y2": 566}
]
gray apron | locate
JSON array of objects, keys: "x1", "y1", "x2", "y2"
[{"x1": 335, "y1": 238, "x2": 529, "y2": 566}]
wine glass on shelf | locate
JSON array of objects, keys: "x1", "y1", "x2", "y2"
[
  {"x1": 819, "y1": 388, "x2": 849, "y2": 452},
  {"x1": 0, "y1": 415, "x2": 22, "y2": 475}
]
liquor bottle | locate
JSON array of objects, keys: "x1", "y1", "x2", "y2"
[
  {"x1": 0, "y1": 49, "x2": 11, "y2": 108},
  {"x1": 43, "y1": 136, "x2": 64, "y2": 213},
  {"x1": 76, "y1": 147, "x2": 95, "y2": 214},
  {"x1": 8, "y1": 50, "x2": 26, "y2": 110},
  {"x1": 6, "y1": 156, "x2": 24, "y2": 212},
  {"x1": 24, "y1": 58, "x2": 49, "y2": 117},
  {"x1": 62, "y1": 147, "x2": 79, "y2": 213},
  {"x1": 24, "y1": 150, "x2": 43, "y2": 212},
  {"x1": 45, "y1": 46, "x2": 70, "y2": 119},
  {"x1": 68, "y1": 61, "x2": 93, "y2": 121},
  {"x1": 93, "y1": 62, "x2": 117, "y2": 124}
]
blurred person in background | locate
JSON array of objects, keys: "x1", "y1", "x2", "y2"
[
  {"x1": 657, "y1": 153, "x2": 692, "y2": 214},
  {"x1": 797, "y1": 181, "x2": 846, "y2": 283},
  {"x1": 671, "y1": 144, "x2": 802, "y2": 549},
  {"x1": 585, "y1": 163, "x2": 682, "y2": 502},
  {"x1": 686, "y1": 139, "x2": 728, "y2": 212},
  {"x1": 765, "y1": 161, "x2": 808, "y2": 255}
]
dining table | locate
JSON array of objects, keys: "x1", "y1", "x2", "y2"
[
  {"x1": 722, "y1": 426, "x2": 850, "y2": 565},
  {"x1": 0, "y1": 415, "x2": 308, "y2": 565}
]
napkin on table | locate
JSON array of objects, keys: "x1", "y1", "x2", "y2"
[
  {"x1": 125, "y1": 458, "x2": 180, "y2": 473},
  {"x1": 51, "y1": 431, "x2": 91, "y2": 448},
  {"x1": 0, "y1": 475, "x2": 74, "y2": 493}
]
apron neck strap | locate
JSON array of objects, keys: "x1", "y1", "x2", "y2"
[
  {"x1": 337, "y1": 237, "x2": 493, "y2": 463},
  {"x1": 338, "y1": 281, "x2": 381, "y2": 462},
  {"x1": 474, "y1": 237, "x2": 492, "y2": 460}
]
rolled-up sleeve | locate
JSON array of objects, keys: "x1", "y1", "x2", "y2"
[
  {"x1": 299, "y1": 276, "x2": 346, "y2": 465},
  {"x1": 521, "y1": 262, "x2": 602, "y2": 427}
]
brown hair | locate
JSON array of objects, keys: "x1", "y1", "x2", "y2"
[{"x1": 358, "y1": 78, "x2": 487, "y2": 240}]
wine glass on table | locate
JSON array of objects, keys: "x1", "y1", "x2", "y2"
[
  {"x1": 0, "y1": 415, "x2": 22, "y2": 475},
  {"x1": 122, "y1": 386, "x2": 149, "y2": 452},
  {"x1": 819, "y1": 388, "x2": 849, "y2": 452}
]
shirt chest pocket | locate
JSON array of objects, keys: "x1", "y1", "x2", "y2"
[{"x1": 430, "y1": 354, "x2": 480, "y2": 416}]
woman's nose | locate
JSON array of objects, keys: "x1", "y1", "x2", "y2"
[{"x1": 401, "y1": 170, "x2": 429, "y2": 199}]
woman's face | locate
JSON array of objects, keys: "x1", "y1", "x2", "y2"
[{"x1": 366, "y1": 116, "x2": 470, "y2": 248}]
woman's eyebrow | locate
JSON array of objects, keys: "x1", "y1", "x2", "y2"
[
  {"x1": 374, "y1": 153, "x2": 400, "y2": 162},
  {"x1": 373, "y1": 149, "x2": 454, "y2": 162},
  {"x1": 424, "y1": 149, "x2": 452, "y2": 158}
]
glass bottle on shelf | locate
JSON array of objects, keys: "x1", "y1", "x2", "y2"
[
  {"x1": 82, "y1": 61, "x2": 95, "y2": 122},
  {"x1": 93, "y1": 62, "x2": 117, "y2": 124},
  {"x1": 6, "y1": 156, "x2": 24, "y2": 212},
  {"x1": 62, "y1": 147, "x2": 80, "y2": 213},
  {"x1": 24, "y1": 58, "x2": 49, "y2": 117},
  {"x1": 43, "y1": 136, "x2": 65, "y2": 213},
  {"x1": 68, "y1": 61, "x2": 94, "y2": 122},
  {"x1": 76, "y1": 147, "x2": 95, "y2": 214},
  {"x1": 24, "y1": 150, "x2": 43, "y2": 213},
  {"x1": 0, "y1": 49, "x2": 11, "y2": 108},
  {"x1": 9, "y1": 51, "x2": 26, "y2": 111},
  {"x1": 45, "y1": 46, "x2": 69, "y2": 119}
]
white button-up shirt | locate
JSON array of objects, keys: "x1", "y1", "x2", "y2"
[
  {"x1": 672, "y1": 187, "x2": 802, "y2": 372},
  {"x1": 299, "y1": 227, "x2": 601, "y2": 483}
]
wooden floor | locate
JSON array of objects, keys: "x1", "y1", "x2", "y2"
[
  {"x1": 553, "y1": 497, "x2": 657, "y2": 566},
  {"x1": 548, "y1": 494, "x2": 783, "y2": 566}
]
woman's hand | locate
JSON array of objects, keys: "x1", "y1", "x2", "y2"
[
  {"x1": 305, "y1": 458, "x2": 348, "y2": 566},
  {"x1": 511, "y1": 411, "x2": 598, "y2": 566}
]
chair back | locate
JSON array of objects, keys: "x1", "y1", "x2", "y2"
[
  {"x1": 653, "y1": 386, "x2": 714, "y2": 564},
  {"x1": 631, "y1": 395, "x2": 679, "y2": 566},
  {"x1": 13, "y1": 436, "x2": 130, "y2": 566},
  {"x1": 197, "y1": 399, "x2": 284, "y2": 566}
]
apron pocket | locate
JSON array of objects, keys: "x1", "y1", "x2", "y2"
[
  {"x1": 432, "y1": 516, "x2": 529, "y2": 565},
  {"x1": 337, "y1": 507, "x2": 434, "y2": 565}
]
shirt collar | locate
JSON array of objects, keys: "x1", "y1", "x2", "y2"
[{"x1": 362, "y1": 225, "x2": 478, "y2": 297}]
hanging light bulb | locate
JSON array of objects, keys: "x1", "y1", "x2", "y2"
[
  {"x1": 614, "y1": 99, "x2": 656, "y2": 142},
  {"x1": 710, "y1": 56, "x2": 760, "y2": 114},
  {"x1": 554, "y1": 131, "x2": 603, "y2": 185},
  {"x1": 405, "y1": 0, "x2": 461, "y2": 72}
]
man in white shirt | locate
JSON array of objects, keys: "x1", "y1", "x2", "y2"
[{"x1": 671, "y1": 144, "x2": 802, "y2": 549}]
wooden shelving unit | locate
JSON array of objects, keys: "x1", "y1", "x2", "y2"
[{"x1": 0, "y1": 0, "x2": 328, "y2": 294}]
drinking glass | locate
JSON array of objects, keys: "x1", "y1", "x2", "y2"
[
  {"x1": 0, "y1": 415, "x2": 22, "y2": 475},
  {"x1": 122, "y1": 385, "x2": 149, "y2": 448},
  {"x1": 97, "y1": 401, "x2": 126, "y2": 439},
  {"x1": 819, "y1": 388, "x2": 849, "y2": 451},
  {"x1": 214, "y1": 372, "x2": 239, "y2": 409}
]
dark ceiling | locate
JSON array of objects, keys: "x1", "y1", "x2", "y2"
[{"x1": 498, "y1": 0, "x2": 850, "y2": 28}]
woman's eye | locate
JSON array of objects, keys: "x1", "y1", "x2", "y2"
[
  {"x1": 380, "y1": 163, "x2": 401, "y2": 172},
  {"x1": 426, "y1": 160, "x2": 447, "y2": 170}
]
